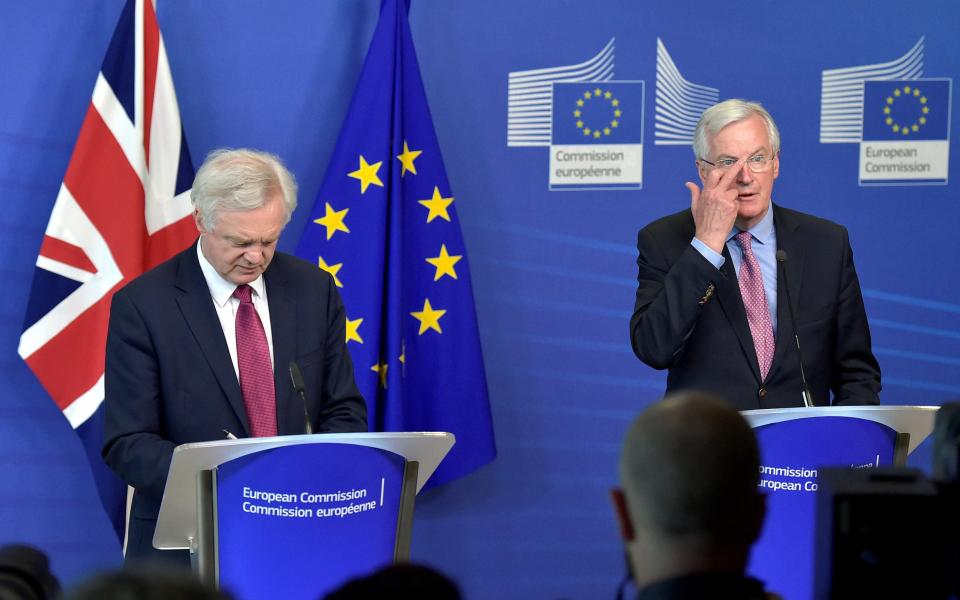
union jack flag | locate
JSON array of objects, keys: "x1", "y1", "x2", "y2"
[{"x1": 18, "y1": 0, "x2": 197, "y2": 543}]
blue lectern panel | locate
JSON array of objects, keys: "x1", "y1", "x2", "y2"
[
  {"x1": 749, "y1": 417, "x2": 898, "y2": 600},
  {"x1": 215, "y1": 444, "x2": 407, "y2": 600}
]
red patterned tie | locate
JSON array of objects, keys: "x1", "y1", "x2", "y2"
[
  {"x1": 735, "y1": 231, "x2": 775, "y2": 381},
  {"x1": 233, "y1": 284, "x2": 277, "y2": 437}
]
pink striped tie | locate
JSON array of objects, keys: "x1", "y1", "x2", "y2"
[
  {"x1": 735, "y1": 231, "x2": 775, "y2": 380},
  {"x1": 233, "y1": 284, "x2": 277, "y2": 437}
]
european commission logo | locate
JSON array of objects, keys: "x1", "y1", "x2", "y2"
[
  {"x1": 860, "y1": 79, "x2": 951, "y2": 185},
  {"x1": 819, "y1": 37, "x2": 952, "y2": 186},
  {"x1": 507, "y1": 38, "x2": 717, "y2": 191},
  {"x1": 549, "y1": 81, "x2": 644, "y2": 190},
  {"x1": 507, "y1": 38, "x2": 646, "y2": 191},
  {"x1": 653, "y1": 38, "x2": 718, "y2": 147}
]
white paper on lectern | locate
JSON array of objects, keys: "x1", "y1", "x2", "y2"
[
  {"x1": 741, "y1": 405, "x2": 939, "y2": 454},
  {"x1": 153, "y1": 431, "x2": 455, "y2": 550}
]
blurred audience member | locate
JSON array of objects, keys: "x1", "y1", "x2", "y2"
[
  {"x1": 65, "y1": 567, "x2": 230, "y2": 600},
  {"x1": 611, "y1": 392, "x2": 779, "y2": 599},
  {"x1": 324, "y1": 563, "x2": 460, "y2": 600},
  {"x1": 0, "y1": 545, "x2": 59, "y2": 600}
]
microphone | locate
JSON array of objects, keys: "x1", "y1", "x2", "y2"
[
  {"x1": 776, "y1": 250, "x2": 814, "y2": 408},
  {"x1": 288, "y1": 362, "x2": 313, "y2": 434}
]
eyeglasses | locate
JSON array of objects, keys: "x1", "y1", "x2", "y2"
[{"x1": 700, "y1": 154, "x2": 776, "y2": 173}]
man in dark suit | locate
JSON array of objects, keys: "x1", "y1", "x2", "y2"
[
  {"x1": 630, "y1": 99, "x2": 881, "y2": 410},
  {"x1": 103, "y1": 148, "x2": 367, "y2": 565}
]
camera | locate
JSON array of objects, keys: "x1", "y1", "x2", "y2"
[{"x1": 814, "y1": 403, "x2": 960, "y2": 599}]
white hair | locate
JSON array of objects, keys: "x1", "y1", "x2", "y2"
[
  {"x1": 692, "y1": 99, "x2": 781, "y2": 160},
  {"x1": 191, "y1": 148, "x2": 298, "y2": 231}
]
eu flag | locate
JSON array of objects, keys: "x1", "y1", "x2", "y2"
[
  {"x1": 295, "y1": 0, "x2": 495, "y2": 485},
  {"x1": 862, "y1": 79, "x2": 950, "y2": 141},
  {"x1": 551, "y1": 81, "x2": 644, "y2": 145}
]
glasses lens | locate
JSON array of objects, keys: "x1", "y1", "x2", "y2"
[
  {"x1": 747, "y1": 157, "x2": 770, "y2": 173},
  {"x1": 712, "y1": 159, "x2": 736, "y2": 170}
]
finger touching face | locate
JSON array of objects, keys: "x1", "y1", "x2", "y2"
[
  {"x1": 705, "y1": 115, "x2": 777, "y2": 229},
  {"x1": 717, "y1": 159, "x2": 745, "y2": 190}
]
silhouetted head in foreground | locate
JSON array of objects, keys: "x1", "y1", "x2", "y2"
[
  {"x1": 324, "y1": 563, "x2": 460, "y2": 600},
  {"x1": 612, "y1": 392, "x2": 767, "y2": 592},
  {"x1": 0, "y1": 544, "x2": 60, "y2": 600},
  {"x1": 65, "y1": 567, "x2": 231, "y2": 600}
]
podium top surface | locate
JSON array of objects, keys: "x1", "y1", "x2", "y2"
[
  {"x1": 154, "y1": 431, "x2": 454, "y2": 550},
  {"x1": 741, "y1": 405, "x2": 939, "y2": 454}
]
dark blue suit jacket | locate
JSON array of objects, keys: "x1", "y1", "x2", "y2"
[
  {"x1": 102, "y1": 242, "x2": 367, "y2": 563},
  {"x1": 630, "y1": 204, "x2": 881, "y2": 410}
]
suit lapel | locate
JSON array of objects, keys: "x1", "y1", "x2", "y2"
[
  {"x1": 714, "y1": 242, "x2": 763, "y2": 383},
  {"x1": 771, "y1": 205, "x2": 804, "y2": 377},
  {"x1": 174, "y1": 245, "x2": 250, "y2": 435},
  {"x1": 265, "y1": 259, "x2": 298, "y2": 435}
]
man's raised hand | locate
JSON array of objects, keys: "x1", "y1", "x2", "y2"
[{"x1": 687, "y1": 160, "x2": 742, "y2": 254}]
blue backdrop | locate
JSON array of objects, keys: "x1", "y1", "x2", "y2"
[{"x1": 1, "y1": 2, "x2": 958, "y2": 598}]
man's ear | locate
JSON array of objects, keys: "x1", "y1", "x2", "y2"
[
  {"x1": 193, "y1": 209, "x2": 204, "y2": 234},
  {"x1": 610, "y1": 488, "x2": 635, "y2": 542},
  {"x1": 696, "y1": 159, "x2": 708, "y2": 184}
]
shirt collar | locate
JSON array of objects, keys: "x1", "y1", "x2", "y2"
[
  {"x1": 726, "y1": 204, "x2": 775, "y2": 246},
  {"x1": 196, "y1": 239, "x2": 266, "y2": 307}
]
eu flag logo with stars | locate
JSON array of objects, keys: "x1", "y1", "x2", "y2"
[
  {"x1": 862, "y1": 79, "x2": 950, "y2": 141},
  {"x1": 548, "y1": 80, "x2": 644, "y2": 190},
  {"x1": 295, "y1": 0, "x2": 495, "y2": 485},
  {"x1": 858, "y1": 78, "x2": 951, "y2": 185},
  {"x1": 552, "y1": 82, "x2": 643, "y2": 145}
]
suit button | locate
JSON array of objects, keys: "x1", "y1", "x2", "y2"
[{"x1": 758, "y1": 387, "x2": 768, "y2": 399}]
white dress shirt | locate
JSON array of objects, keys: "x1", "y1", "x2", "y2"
[{"x1": 196, "y1": 241, "x2": 275, "y2": 379}]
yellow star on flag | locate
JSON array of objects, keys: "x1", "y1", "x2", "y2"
[
  {"x1": 314, "y1": 202, "x2": 350, "y2": 240},
  {"x1": 418, "y1": 187, "x2": 454, "y2": 223},
  {"x1": 345, "y1": 316, "x2": 364, "y2": 344},
  {"x1": 425, "y1": 244, "x2": 462, "y2": 281},
  {"x1": 370, "y1": 360, "x2": 388, "y2": 388},
  {"x1": 396, "y1": 141, "x2": 422, "y2": 177},
  {"x1": 348, "y1": 155, "x2": 384, "y2": 194},
  {"x1": 317, "y1": 256, "x2": 344, "y2": 288},
  {"x1": 410, "y1": 298, "x2": 446, "y2": 335}
]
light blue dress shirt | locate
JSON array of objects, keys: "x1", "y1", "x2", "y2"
[{"x1": 690, "y1": 207, "x2": 778, "y2": 335}]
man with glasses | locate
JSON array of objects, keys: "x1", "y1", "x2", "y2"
[{"x1": 629, "y1": 99, "x2": 881, "y2": 409}]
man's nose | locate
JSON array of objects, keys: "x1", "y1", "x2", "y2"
[
  {"x1": 244, "y1": 246, "x2": 264, "y2": 263},
  {"x1": 736, "y1": 162, "x2": 754, "y2": 184}
]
